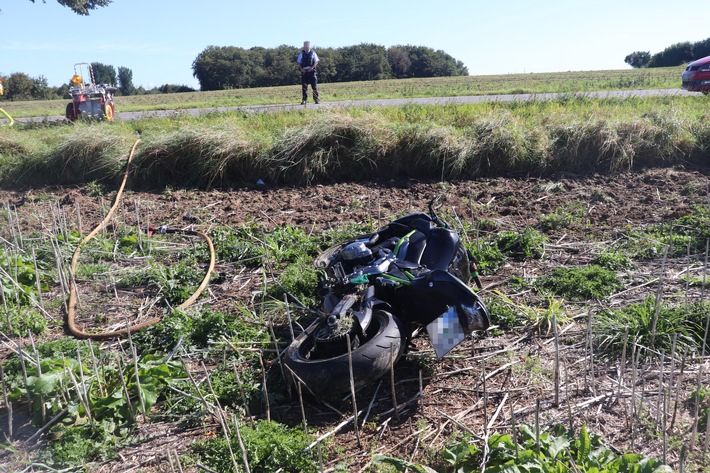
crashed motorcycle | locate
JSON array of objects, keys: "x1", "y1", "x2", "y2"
[{"x1": 284, "y1": 200, "x2": 490, "y2": 395}]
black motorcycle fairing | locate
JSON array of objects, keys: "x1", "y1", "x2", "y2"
[{"x1": 394, "y1": 269, "x2": 490, "y2": 329}]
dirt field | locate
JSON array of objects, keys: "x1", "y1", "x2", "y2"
[{"x1": 1, "y1": 166, "x2": 709, "y2": 471}]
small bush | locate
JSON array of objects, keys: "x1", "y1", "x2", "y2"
[
  {"x1": 496, "y1": 228, "x2": 546, "y2": 261},
  {"x1": 485, "y1": 292, "x2": 527, "y2": 329},
  {"x1": 537, "y1": 265, "x2": 622, "y2": 301},
  {"x1": 466, "y1": 239, "x2": 506, "y2": 275},
  {"x1": 268, "y1": 255, "x2": 320, "y2": 308},
  {"x1": 193, "y1": 419, "x2": 318, "y2": 473},
  {"x1": 38, "y1": 424, "x2": 117, "y2": 469},
  {"x1": 538, "y1": 201, "x2": 586, "y2": 232},
  {"x1": 591, "y1": 250, "x2": 633, "y2": 270},
  {"x1": 594, "y1": 297, "x2": 707, "y2": 360},
  {"x1": 0, "y1": 307, "x2": 47, "y2": 337}
]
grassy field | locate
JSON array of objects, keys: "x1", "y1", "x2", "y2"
[
  {"x1": 0, "y1": 65, "x2": 687, "y2": 118},
  {"x1": 1, "y1": 93, "x2": 708, "y2": 189}
]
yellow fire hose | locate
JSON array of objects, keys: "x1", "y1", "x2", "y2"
[
  {"x1": 67, "y1": 139, "x2": 216, "y2": 339},
  {"x1": 0, "y1": 108, "x2": 13, "y2": 126}
]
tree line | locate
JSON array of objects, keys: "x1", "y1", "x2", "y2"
[
  {"x1": 625, "y1": 37, "x2": 710, "y2": 68},
  {"x1": 0, "y1": 63, "x2": 195, "y2": 101},
  {"x1": 192, "y1": 43, "x2": 469, "y2": 91}
]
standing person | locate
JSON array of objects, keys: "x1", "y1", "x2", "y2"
[{"x1": 297, "y1": 41, "x2": 320, "y2": 104}]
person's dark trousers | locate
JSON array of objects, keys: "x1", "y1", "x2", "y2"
[{"x1": 301, "y1": 71, "x2": 319, "y2": 103}]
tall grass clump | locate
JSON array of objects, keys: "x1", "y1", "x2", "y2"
[
  {"x1": 12, "y1": 125, "x2": 134, "y2": 186},
  {"x1": 267, "y1": 111, "x2": 394, "y2": 184},
  {"x1": 594, "y1": 297, "x2": 709, "y2": 360},
  {"x1": 388, "y1": 123, "x2": 474, "y2": 180},
  {"x1": 133, "y1": 120, "x2": 262, "y2": 188},
  {"x1": 468, "y1": 111, "x2": 548, "y2": 176}
]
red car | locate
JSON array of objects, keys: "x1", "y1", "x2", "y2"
[{"x1": 682, "y1": 55, "x2": 710, "y2": 94}]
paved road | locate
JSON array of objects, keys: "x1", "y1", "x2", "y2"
[{"x1": 2, "y1": 88, "x2": 698, "y2": 125}]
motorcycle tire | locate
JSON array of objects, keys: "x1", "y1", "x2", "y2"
[{"x1": 284, "y1": 310, "x2": 403, "y2": 396}]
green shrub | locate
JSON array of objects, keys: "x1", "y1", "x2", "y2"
[
  {"x1": 0, "y1": 307, "x2": 47, "y2": 337},
  {"x1": 496, "y1": 228, "x2": 546, "y2": 261},
  {"x1": 592, "y1": 250, "x2": 633, "y2": 270},
  {"x1": 485, "y1": 292, "x2": 528, "y2": 329},
  {"x1": 268, "y1": 255, "x2": 320, "y2": 308},
  {"x1": 374, "y1": 424, "x2": 671, "y2": 473},
  {"x1": 38, "y1": 424, "x2": 117, "y2": 469},
  {"x1": 538, "y1": 201, "x2": 586, "y2": 232},
  {"x1": 193, "y1": 420, "x2": 318, "y2": 473},
  {"x1": 537, "y1": 265, "x2": 622, "y2": 301},
  {"x1": 466, "y1": 239, "x2": 506, "y2": 275},
  {"x1": 594, "y1": 297, "x2": 707, "y2": 360}
]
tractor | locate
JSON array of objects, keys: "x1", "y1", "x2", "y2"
[{"x1": 65, "y1": 63, "x2": 117, "y2": 122}]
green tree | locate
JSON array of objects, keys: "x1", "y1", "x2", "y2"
[
  {"x1": 31, "y1": 75, "x2": 50, "y2": 99},
  {"x1": 28, "y1": 0, "x2": 111, "y2": 15},
  {"x1": 90, "y1": 62, "x2": 117, "y2": 85},
  {"x1": 5, "y1": 72, "x2": 34, "y2": 100},
  {"x1": 261, "y1": 44, "x2": 300, "y2": 86},
  {"x1": 192, "y1": 45, "x2": 261, "y2": 90},
  {"x1": 391, "y1": 45, "x2": 468, "y2": 78},
  {"x1": 157, "y1": 84, "x2": 196, "y2": 93},
  {"x1": 387, "y1": 46, "x2": 412, "y2": 78},
  {"x1": 624, "y1": 51, "x2": 651, "y2": 68},
  {"x1": 313, "y1": 46, "x2": 339, "y2": 83},
  {"x1": 648, "y1": 41, "x2": 694, "y2": 67},
  {"x1": 335, "y1": 43, "x2": 392, "y2": 82},
  {"x1": 117, "y1": 66, "x2": 135, "y2": 95},
  {"x1": 692, "y1": 38, "x2": 710, "y2": 59}
]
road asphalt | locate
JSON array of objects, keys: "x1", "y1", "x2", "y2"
[{"x1": 1, "y1": 88, "x2": 698, "y2": 125}]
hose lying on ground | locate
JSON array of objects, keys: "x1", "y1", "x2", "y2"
[{"x1": 66, "y1": 138, "x2": 216, "y2": 339}]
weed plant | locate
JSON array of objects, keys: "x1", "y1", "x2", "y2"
[
  {"x1": 538, "y1": 201, "x2": 587, "y2": 232},
  {"x1": 192, "y1": 419, "x2": 318, "y2": 473},
  {"x1": 594, "y1": 297, "x2": 709, "y2": 360},
  {"x1": 496, "y1": 228, "x2": 546, "y2": 261},
  {"x1": 537, "y1": 265, "x2": 622, "y2": 301},
  {"x1": 591, "y1": 249, "x2": 634, "y2": 271},
  {"x1": 374, "y1": 423, "x2": 671, "y2": 472}
]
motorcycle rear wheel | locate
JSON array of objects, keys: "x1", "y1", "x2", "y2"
[{"x1": 284, "y1": 310, "x2": 403, "y2": 395}]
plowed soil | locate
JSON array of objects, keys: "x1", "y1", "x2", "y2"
[{"x1": 1, "y1": 166, "x2": 709, "y2": 472}]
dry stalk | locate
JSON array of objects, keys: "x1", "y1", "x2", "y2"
[
  {"x1": 231, "y1": 414, "x2": 251, "y2": 473},
  {"x1": 0, "y1": 364, "x2": 12, "y2": 439},
  {"x1": 389, "y1": 343, "x2": 398, "y2": 420},
  {"x1": 346, "y1": 334, "x2": 361, "y2": 447},
  {"x1": 258, "y1": 351, "x2": 271, "y2": 422}
]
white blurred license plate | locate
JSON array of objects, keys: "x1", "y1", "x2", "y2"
[{"x1": 426, "y1": 307, "x2": 467, "y2": 358}]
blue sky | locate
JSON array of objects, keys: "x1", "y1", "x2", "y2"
[{"x1": 1, "y1": 0, "x2": 708, "y2": 90}]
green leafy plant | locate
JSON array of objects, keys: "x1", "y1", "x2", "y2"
[
  {"x1": 0, "y1": 250, "x2": 49, "y2": 305},
  {"x1": 536, "y1": 265, "x2": 622, "y2": 301},
  {"x1": 373, "y1": 424, "x2": 671, "y2": 472},
  {"x1": 538, "y1": 200, "x2": 586, "y2": 232},
  {"x1": 0, "y1": 306, "x2": 47, "y2": 337},
  {"x1": 594, "y1": 297, "x2": 706, "y2": 360},
  {"x1": 466, "y1": 239, "x2": 506, "y2": 275},
  {"x1": 193, "y1": 419, "x2": 318, "y2": 473},
  {"x1": 495, "y1": 228, "x2": 546, "y2": 261},
  {"x1": 267, "y1": 255, "x2": 320, "y2": 307},
  {"x1": 592, "y1": 250, "x2": 634, "y2": 271}
]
